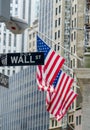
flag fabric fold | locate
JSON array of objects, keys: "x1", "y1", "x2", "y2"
[
  {"x1": 46, "y1": 70, "x2": 78, "y2": 121},
  {"x1": 36, "y1": 35, "x2": 65, "y2": 92},
  {"x1": 36, "y1": 35, "x2": 78, "y2": 121}
]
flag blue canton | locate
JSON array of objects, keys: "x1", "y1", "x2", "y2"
[
  {"x1": 37, "y1": 35, "x2": 50, "y2": 59},
  {"x1": 53, "y1": 70, "x2": 62, "y2": 88}
]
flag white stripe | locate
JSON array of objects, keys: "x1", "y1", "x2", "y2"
[
  {"x1": 48, "y1": 57, "x2": 64, "y2": 83},
  {"x1": 56, "y1": 90, "x2": 76, "y2": 121},
  {"x1": 44, "y1": 52, "x2": 57, "y2": 78},
  {"x1": 52, "y1": 75, "x2": 70, "y2": 115},
  {"x1": 62, "y1": 90, "x2": 76, "y2": 113},
  {"x1": 37, "y1": 66, "x2": 41, "y2": 77},
  {"x1": 49, "y1": 72, "x2": 64, "y2": 101},
  {"x1": 49, "y1": 74, "x2": 67, "y2": 113},
  {"x1": 45, "y1": 49, "x2": 54, "y2": 63},
  {"x1": 48, "y1": 74, "x2": 73, "y2": 116}
]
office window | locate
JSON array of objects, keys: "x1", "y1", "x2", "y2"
[
  {"x1": 76, "y1": 116, "x2": 78, "y2": 125},
  {"x1": 52, "y1": 120, "x2": 54, "y2": 127},
  {"x1": 55, "y1": 20, "x2": 57, "y2": 27},
  {"x1": 71, "y1": 60, "x2": 72, "y2": 68},
  {"x1": 14, "y1": 35, "x2": 16, "y2": 47},
  {"x1": 73, "y1": 59, "x2": 75, "y2": 67},
  {"x1": 58, "y1": 30, "x2": 60, "y2": 38},
  {"x1": 3, "y1": 33, "x2": 6, "y2": 45},
  {"x1": 59, "y1": 5, "x2": 61, "y2": 13},
  {"x1": 55, "y1": 120, "x2": 57, "y2": 126},
  {"x1": 55, "y1": 8, "x2": 58, "y2": 15},
  {"x1": 9, "y1": 34, "x2": 11, "y2": 46},
  {"x1": 29, "y1": 34, "x2": 31, "y2": 39},
  {"x1": 7, "y1": 70, "x2": 10, "y2": 75},
  {"x1": 15, "y1": 8, "x2": 18, "y2": 15},
  {"x1": 33, "y1": 33, "x2": 35, "y2": 38},
  {"x1": 71, "y1": 47, "x2": 73, "y2": 54},
  {"x1": 72, "y1": 102, "x2": 74, "y2": 109},
  {"x1": 74, "y1": 31, "x2": 76, "y2": 40},
  {"x1": 74, "y1": 18, "x2": 76, "y2": 27},
  {"x1": 56, "y1": 0, "x2": 58, "y2": 3},
  {"x1": 79, "y1": 115, "x2": 81, "y2": 124},
  {"x1": 71, "y1": 33, "x2": 73, "y2": 41},
  {"x1": 58, "y1": 42, "x2": 60, "y2": 50},
  {"x1": 74, "y1": 45, "x2": 75, "y2": 53},
  {"x1": 55, "y1": 32, "x2": 57, "y2": 40},
  {"x1": 15, "y1": 0, "x2": 18, "y2": 4},
  {"x1": 8, "y1": 50, "x2": 11, "y2": 53},
  {"x1": 33, "y1": 41, "x2": 35, "y2": 46},
  {"x1": 69, "y1": 116, "x2": 71, "y2": 123},
  {"x1": 58, "y1": 18, "x2": 60, "y2": 25},
  {"x1": 72, "y1": 20, "x2": 73, "y2": 28},
  {"x1": 54, "y1": 44, "x2": 56, "y2": 51},
  {"x1": 23, "y1": 0, "x2": 25, "y2": 19},
  {"x1": 75, "y1": 4, "x2": 76, "y2": 12},
  {"x1": 13, "y1": 70, "x2": 15, "y2": 74},
  {"x1": 2, "y1": 69, "x2": 5, "y2": 74},
  {"x1": 4, "y1": 26, "x2": 6, "y2": 31},
  {"x1": 72, "y1": 7, "x2": 74, "y2": 15},
  {"x1": 3, "y1": 49, "x2": 6, "y2": 53},
  {"x1": 29, "y1": 42, "x2": 31, "y2": 48}
]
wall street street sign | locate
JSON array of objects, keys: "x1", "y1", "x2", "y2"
[
  {"x1": 0, "y1": 52, "x2": 44, "y2": 66},
  {"x1": 0, "y1": 73, "x2": 9, "y2": 88}
]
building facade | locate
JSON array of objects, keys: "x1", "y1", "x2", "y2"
[
  {"x1": 68, "y1": 0, "x2": 85, "y2": 129},
  {"x1": 28, "y1": 19, "x2": 38, "y2": 52},
  {"x1": 38, "y1": 0, "x2": 53, "y2": 47},
  {"x1": 85, "y1": 0, "x2": 90, "y2": 47},
  {"x1": 0, "y1": 0, "x2": 31, "y2": 76},
  {"x1": 74, "y1": 108, "x2": 82, "y2": 130},
  {"x1": 0, "y1": 66, "x2": 49, "y2": 130},
  {"x1": 38, "y1": 0, "x2": 86, "y2": 130},
  {"x1": 38, "y1": 0, "x2": 72, "y2": 129}
]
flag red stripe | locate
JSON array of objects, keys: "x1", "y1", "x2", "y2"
[
  {"x1": 47, "y1": 73, "x2": 65, "y2": 111},
  {"x1": 62, "y1": 92, "x2": 77, "y2": 112},
  {"x1": 37, "y1": 65, "x2": 42, "y2": 79},
  {"x1": 47, "y1": 73, "x2": 74, "y2": 110},
  {"x1": 50, "y1": 76, "x2": 72, "y2": 114},
  {"x1": 57, "y1": 93, "x2": 77, "y2": 121},
  {"x1": 55, "y1": 90, "x2": 75, "y2": 117},
  {"x1": 48, "y1": 90, "x2": 77, "y2": 121},
  {"x1": 54, "y1": 78, "x2": 74, "y2": 115},
  {"x1": 45, "y1": 55, "x2": 61, "y2": 82},
  {"x1": 49, "y1": 58, "x2": 65, "y2": 84},
  {"x1": 44, "y1": 51, "x2": 55, "y2": 72}
]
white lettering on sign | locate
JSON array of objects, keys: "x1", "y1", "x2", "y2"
[
  {"x1": 10, "y1": 55, "x2": 35, "y2": 64},
  {"x1": 11, "y1": 56, "x2": 18, "y2": 63},
  {"x1": 35, "y1": 55, "x2": 42, "y2": 60},
  {"x1": 18, "y1": 56, "x2": 24, "y2": 63}
]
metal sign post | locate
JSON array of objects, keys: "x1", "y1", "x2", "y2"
[{"x1": 0, "y1": 73, "x2": 9, "y2": 88}]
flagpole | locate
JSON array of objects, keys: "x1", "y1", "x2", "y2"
[
  {"x1": 37, "y1": 31, "x2": 82, "y2": 62},
  {"x1": 63, "y1": 64, "x2": 73, "y2": 72},
  {"x1": 67, "y1": 123, "x2": 75, "y2": 130}
]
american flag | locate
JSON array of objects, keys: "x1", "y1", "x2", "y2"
[
  {"x1": 36, "y1": 35, "x2": 65, "y2": 92},
  {"x1": 46, "y1": 70, "x2": 78, "y2": 121}
]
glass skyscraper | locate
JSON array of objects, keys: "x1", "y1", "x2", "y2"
[
  {"x1": 0, "y1": 0, "x2": 31, "y2": 76},
  {"x1": 0, "y1": 66, "x2": 49, "y2": 130}
]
